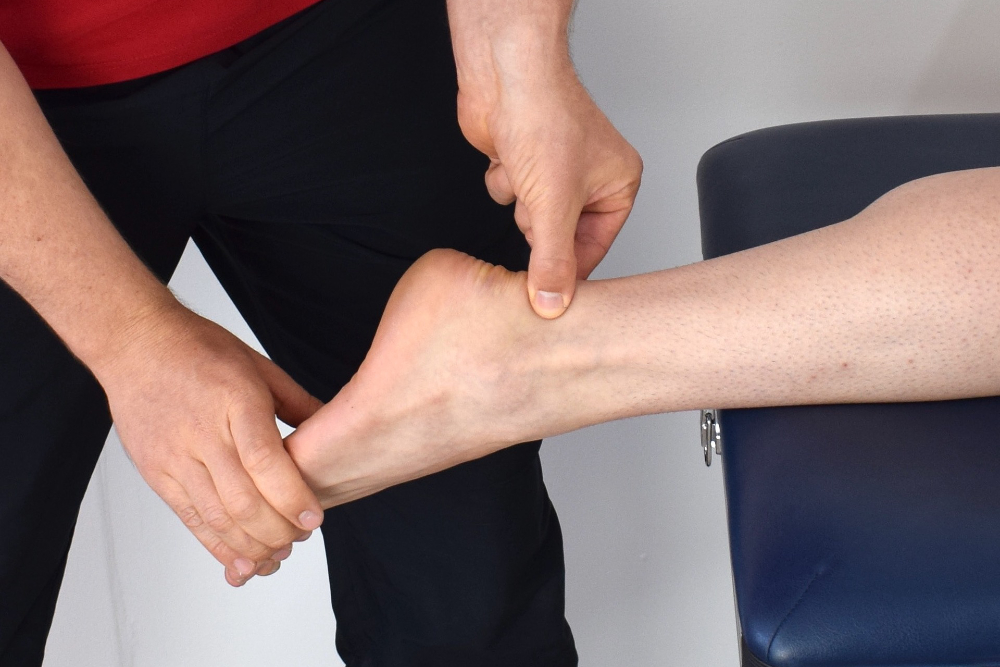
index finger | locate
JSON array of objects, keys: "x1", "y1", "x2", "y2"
[
  {"x1": 229, "y1": 398, "x2": 324, "y2": 533},
  {"x1": 573, "y1": 208, "x2": 629, "y2": 279}
]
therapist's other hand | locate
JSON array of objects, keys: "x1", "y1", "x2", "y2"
[
  {"x1": 98, "y1": 305, "x2": 324, "y2": 586},
  {"x1": 457, "y1": 61, "x2": 642, "y2": 319}
]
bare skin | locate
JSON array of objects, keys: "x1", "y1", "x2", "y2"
[
  {"x1": 0, "y1": 44, "x2": 320, "y2": 587},
  {"x1": 0, "y1": 0, "x2": 640, "y2": 585},
  {"x1": 448, "y1": 0, "x2": 643, "y2": 318},
  {"x1": 288, "y1": 168, "x2": 1000, "y2": 508}
]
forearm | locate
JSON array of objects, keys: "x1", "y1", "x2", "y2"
[
  {"x1": 553, "y1": 168, "x2": 1000, "y2": 423},
  {"x1": 446, "y1": 0, "x2": 576, "y2": 131},
  {"x1": 0, "y1": 42, "x2": 178, "y2": 378},
  {"x1": 446, "y1": 0, "x2": 574, "y2": 87}
]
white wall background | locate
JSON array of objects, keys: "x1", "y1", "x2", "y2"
[{"x1": 43, "y1": 1, "x2": 1000, "y2": 665}]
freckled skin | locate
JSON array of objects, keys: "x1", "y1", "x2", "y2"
[
  {"x1": 1, "y1": 41, "x2": 323, "y2": 587},
  {"x1": 288, "y1": 169, "x2": 1000, "y2": 508},
  {"x1": 1, "y1": 0, "x2": 646, "y2": 585}
]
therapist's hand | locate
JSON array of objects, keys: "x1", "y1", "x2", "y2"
[
  {"x1": 448, "y1": 0, "x2": 643, "y2": 318},
  {"x1": 97, "y1": 305, "x2": 324, "y2": 586},
  {"x1": 459, "y1": 74, "x2": 642, "y2": 318}
]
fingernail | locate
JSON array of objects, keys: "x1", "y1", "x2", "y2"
[
  {"x1": 298, "y1": 510, "x2": 322, "y2": 530},
  {"x1": 534, "y1": 290, "x2": 567, "y2": 314},
  {"x1": 272, "y1": 546, "x2": 292, "y2": 562},
  {"x1": 294, "y1": 532, "x2": 312, "y2": 543},
  {"x1": 259, "y1": 561, "x2": 281, "y2": 577},
  {"x1": 234, "y1": 558, "x2": 255, "y2": 576}
]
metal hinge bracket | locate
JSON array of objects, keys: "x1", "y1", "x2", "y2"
[{"x1": 700, "y1": 409, "x2": 723, "y2": 466}]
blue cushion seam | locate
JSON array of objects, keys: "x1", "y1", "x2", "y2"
[{"x1": 765, "y1": 569, "x2": 821, "y2": 663}]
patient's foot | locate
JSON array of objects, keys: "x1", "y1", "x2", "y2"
[{"x1": 285, "y1": 248, "x2": 588, "y2": 508}]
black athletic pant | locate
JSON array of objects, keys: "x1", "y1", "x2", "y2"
[{"x1": 0, "y1": 1, "x2": 577, "y2": 664}]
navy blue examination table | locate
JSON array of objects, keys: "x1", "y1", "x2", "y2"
[{"x1": 696, "y1": 115, "x2": 1000, "y2": 667}]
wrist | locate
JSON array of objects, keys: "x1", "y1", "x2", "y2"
[
  {"x1": 455, "y1": 40, "x2": 582, "y2": 154},
  {"x1": 460, "y1": 28, "x2": 573, "y2": 91},
  {"x1": 85, "y1": 288, "x2": 189, "y2": 389}
]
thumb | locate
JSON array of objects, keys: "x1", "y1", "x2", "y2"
[
  {"x1": 252, "y1": 352, "x2": 324, "y2": 427},
  {"x1": 525, "y1": 201, "x2": 580, "y2": 319}
]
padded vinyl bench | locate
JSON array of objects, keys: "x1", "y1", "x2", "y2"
[{"x1": 696, "y1": 115, "x2": 1000, "y2": 667}]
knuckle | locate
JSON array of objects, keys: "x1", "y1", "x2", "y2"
[
  {"x1": 228, "y1": 384, "x2": 262, "y2": 409},
  {"x1": 487, "y1": 186, "x2": 515, "y2": 206},
  {"x1": 628, "y1": 147, "x2": 644, "y2": 175},
  {"x1": 206, "y1": 537, "x2": 232, "y2": 563},
  {"x1": 271, "y1": 523, "x2": 300, "y2": 546},
  {"x1": 227, "y1": 529, "x2": 265, "y2": 560},
  {"x1": 255, "y1": 518, "x2": 299, "y2": 551},
  {"x1": 247, "y1": 542, "x2": 273, "y2": 561},
  {"x1": 513, "y1": 206, "x2": 530, "y2": 230},
  {"x1": 484, "y1": 173, "x2": 515, "y2": 205},
  {"x1": 227, "y1": 491, "x2": 262, "y2": 523},
  {"x1": 264, "y1": 535, "x2": 293, "y2": 552},
  {"x1": 257, "y1": 519, "x2": 299, "y2": 551},
  {"x1": 242, "y1": 439, "x2": 280, "y2": 477},
  {"x1": 533, "y1": 255, "x2": 575, "y2": 278},
  {"x1": 176, "y1": 505, "x2": 204, "y2": 529},
  {"x1": 203, "y1": 504, "x2": 235, "y2": 533}
]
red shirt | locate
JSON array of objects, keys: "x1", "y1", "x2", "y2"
[{"x1": 0, "y1": 0, "x2": 322, "y2": 89}]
